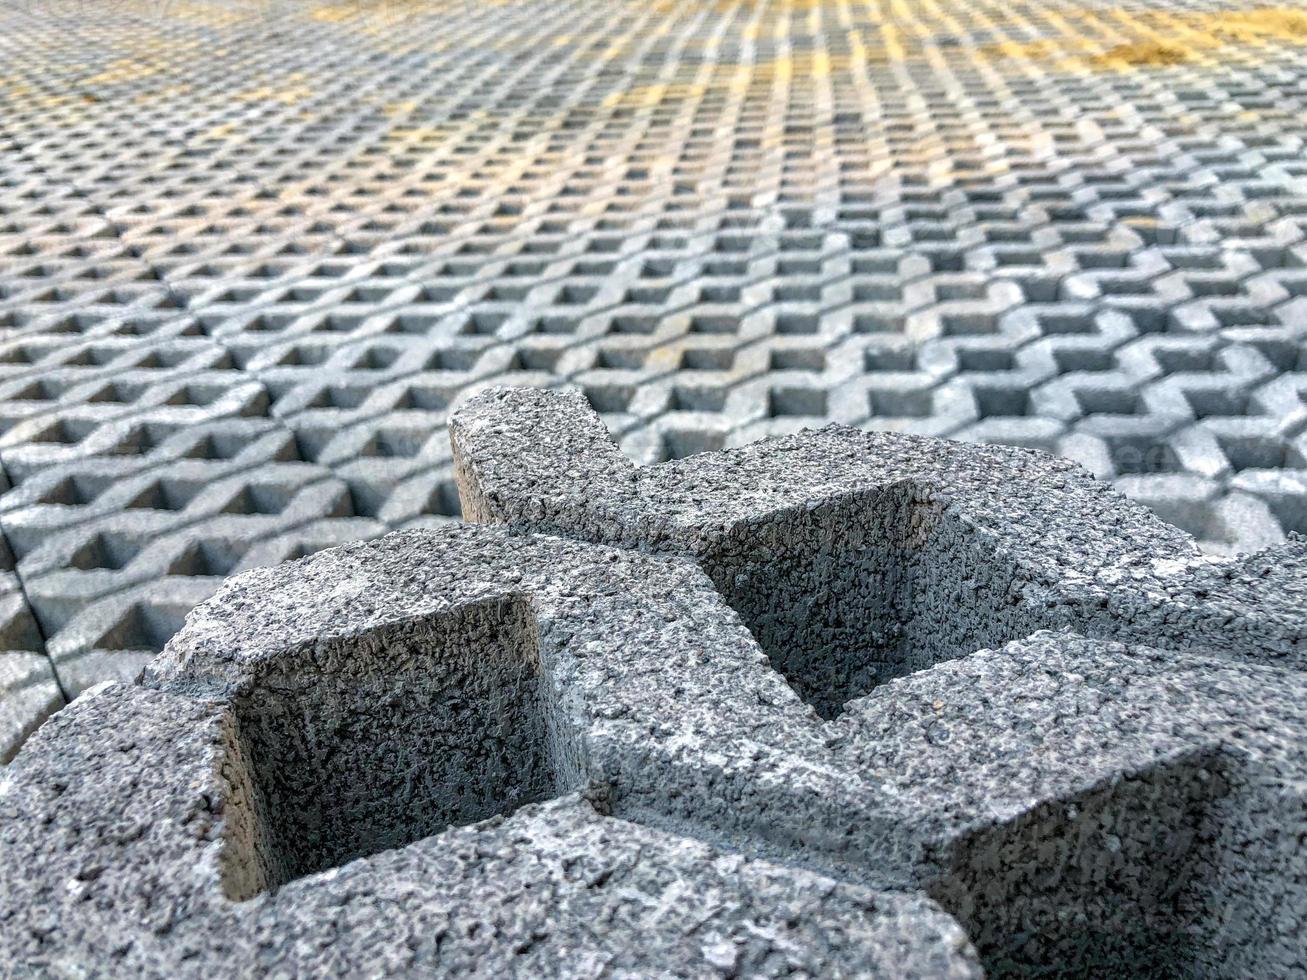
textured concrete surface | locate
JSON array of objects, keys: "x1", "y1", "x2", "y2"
[
  {"x1": 4, "y1": 0, "x2": 1307, "y2": 961},
  {"x1": 6, "y1": 0, "x2": 1307, "y2": 759},
  {"x1": 0, "y1": 526, "x2": 983, "y2": 978},
  {"x1": 448, "y1": 387, "x2": 1307, "y2": 972},
  {"x1": 4, "y1": 512, "x2": 1305, "y2": 973},
  {"x1": 454, "y1": 387, "x2": 1305, "y2": 712}
]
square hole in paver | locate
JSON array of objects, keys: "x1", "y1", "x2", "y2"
[{"x1": 226, "y1": 597, "x2": 562, "y2": 895}]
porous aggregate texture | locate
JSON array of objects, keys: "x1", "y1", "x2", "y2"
[
  {"x1": 0, "y1": 526, "x2": 984, "y2": 978},
  {"x1": 7, "y1": 0, "x2": 1307, "y2": 759},
  {"x1": 5, "y1": 385, "x2": 1307, "y2": 976},
  {"x1": 453, "y1": 387, "x2": 1307, "y2": 710},
  {"x1": 449, "y1": 386, "x2": 1307, "y2": 973}
]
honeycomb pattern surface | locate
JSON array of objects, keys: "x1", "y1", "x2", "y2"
[{"x1": 3, "y1": 0, "x2": 1307, "y2": 747}]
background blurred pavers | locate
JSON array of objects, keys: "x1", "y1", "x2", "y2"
[
  {"x1": 3, "y1": 0, "x2": 1307, "y2": 756},
  {"x1": 0, "y1": 534, "x2": 62, "y2": 764}
]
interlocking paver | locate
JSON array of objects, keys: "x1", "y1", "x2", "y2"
[{"x1": 4, "y1": 0, "x2": 1307, "y2": 757}]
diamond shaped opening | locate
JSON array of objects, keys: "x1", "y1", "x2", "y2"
[{"x1": 702, "y1": 486, "x2": 1055, "y2": 719}]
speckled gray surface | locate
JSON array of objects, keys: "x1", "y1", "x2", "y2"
[
  {"x1": 0, "y1": 686, "x2": 979, "y2": 978},
  {"x1": 448, "y1": 385, "x2": 1307, "y2": 974},
  {"x1": 838, "y1": 632, "x2": 1307, "y2": 976},
  {"x1": 4, "y1": 386, "x2": 1306, "y2": 977},
  {"x1": 453, "y1": 386, "x2": 1307, "y2": 711},
  {"x1": 1, "y1": 525, "x2": 981, "y2": 978}
]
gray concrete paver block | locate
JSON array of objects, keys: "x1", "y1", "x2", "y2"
[
  {"x1": 451, "y1": 387, "x2": 1305, "y2": 707},
  {"x1": 6, "y1": 368, "x2": 1307, "y2": 971},
  {"x1": 1, "y1": 528, "x2": 983, "y2": 978},
  {"x1": 0, "y1": 528, "x2": 61, "y2": 765},
  {"x1": 7, "y1": 507, "x2": 1305, "y2": 973},
  {"x1": 0, "y1": 650, "x2": 61, "y2": 765},
  {"x1": 3, "y1": 2, "x2": 1307, "y2": 961}
]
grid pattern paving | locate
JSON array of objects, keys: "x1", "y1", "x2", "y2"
[{"x1": 2, "y1": 0, "x2": 1307, "y2": 756}]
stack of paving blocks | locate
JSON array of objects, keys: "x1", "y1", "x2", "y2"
[{"x1": 2, "y1": 388, "x2": 1303, "y2": 975}]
